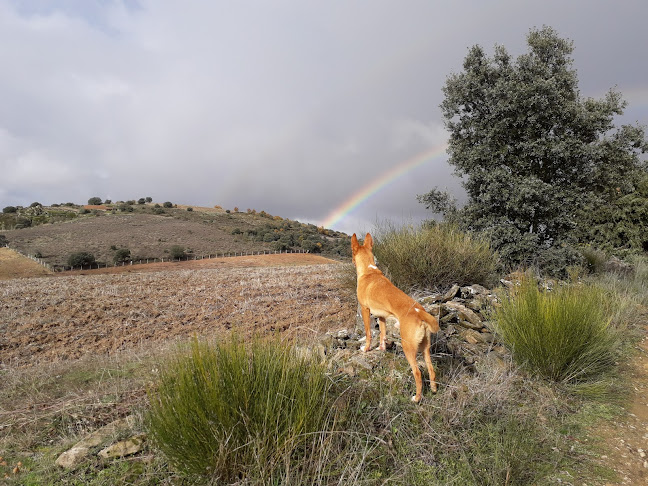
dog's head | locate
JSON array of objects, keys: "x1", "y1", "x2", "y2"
[{"x1": 351, "y1": 233, "x2": 374, "y2": 270}]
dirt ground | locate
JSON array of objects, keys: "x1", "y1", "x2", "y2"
[
  {"x1": 600, "y1": 326, "x2": 648, "y2": 484},
  {"x1": 0, "y1": 252, "x2": 356, "y2": 367},
  {"x1": 0, "y1": 248, "x2": 53, "y2": 280}
]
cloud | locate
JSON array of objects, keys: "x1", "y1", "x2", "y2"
[{"x1": 0, "y1": 1, "x2": 646, "y2": 233}]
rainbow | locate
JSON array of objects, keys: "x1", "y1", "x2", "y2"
[{"x1": 320, "y1": 143, "x2": 449, "y2": 229}]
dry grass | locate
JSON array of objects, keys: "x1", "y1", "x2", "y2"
[{"x1": 0, "y1": 248, "x2": 53, "y2": 280}]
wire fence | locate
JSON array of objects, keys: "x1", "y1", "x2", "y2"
[{"x1": 2, "y1": 245, "x2": 311, "y2": 273}]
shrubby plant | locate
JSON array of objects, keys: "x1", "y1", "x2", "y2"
[
  {"x1": 67, "y1": 251, "x2": 96, "y2": 268},
  {"x1": 146, "y1": 336, "x2": 334, "y2": 482},
  {"x1": 494, "y1": 277, "x2": 621, "y2": 388},
  {"x1": 372, "y1": 222, "x2": 499, "y2": 291}
]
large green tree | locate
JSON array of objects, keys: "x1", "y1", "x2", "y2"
[{"x1": 420, "y1": 27, "x2": 647, "y2": 271}]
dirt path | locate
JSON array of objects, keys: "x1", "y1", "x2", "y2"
[{"x1": 600, "y1": 325, "x2": 648, "y2": 484}]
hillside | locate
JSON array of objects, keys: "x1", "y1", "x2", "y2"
[{"x1": 0, "y1": 202, "x2": 350, "y2": 269}]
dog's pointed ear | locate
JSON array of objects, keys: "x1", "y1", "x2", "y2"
[
  {"x1": 365, "y1": 233, "x2": 373, "y2": 250},
  {"x1": 351, "y1": 233, "x2": 359, "y2": 253}
]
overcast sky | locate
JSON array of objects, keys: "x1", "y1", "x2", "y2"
[{"x1": 1, "y1": 1, "x2": 646, "y2": 235}]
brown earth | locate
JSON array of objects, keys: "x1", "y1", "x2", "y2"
[
  {"x1": 599, "y1": 325, "x2": 648, "y2": 485},
  {"x1": 0, "y1": 248, "x2": 53, "y2": 280},
  {"x1": 0, "y1": 253, "x2": 356, "y2": 368}
]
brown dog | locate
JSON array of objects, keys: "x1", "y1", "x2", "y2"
[{"x1": 351, "y1": 233, "x2": 440, "y2": 402}]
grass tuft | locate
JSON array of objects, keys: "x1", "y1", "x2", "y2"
[
  {"x1": 493, "y1": 277, "x2": 622, "y2": 389},
  {"x1": 145, "y1": 335, "x2": 334, "y2": 482},
  {"x1": 372, "y1": 221, "x2": 499, "y2": 292}
]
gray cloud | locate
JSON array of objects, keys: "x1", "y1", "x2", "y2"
[{"x1": 1, "y1": 1, "x2": 646, "y2": 234}]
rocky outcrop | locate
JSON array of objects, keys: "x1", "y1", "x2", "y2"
[{"x1": 302, "y1": 284, "x2": 508, "y2": 377}]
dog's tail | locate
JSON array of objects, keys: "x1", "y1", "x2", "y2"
[{"x1": 417, "y1": 306, "x2": 440, "y2": 333}]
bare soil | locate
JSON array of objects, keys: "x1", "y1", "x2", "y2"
[
  {"x1": 0, "y1": 253, "x2": 356, "y2": 368},
  {"x1": 0, "y1": 248, "x2": 53, "y2": 280},
  {"x1": 599, "y1": 325, "x2": 648, "y2": 484}
]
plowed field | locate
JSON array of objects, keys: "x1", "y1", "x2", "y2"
[{"x1": 0, "y1": 252, "x2": 356, "y2": 367}]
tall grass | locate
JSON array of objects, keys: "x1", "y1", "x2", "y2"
[
  {"x1": 146, "y1": 335, "x2": 334, "y2": 482},
  {"x1": 493, "y1": 278, "x2": 622, "y2": 387},
  {"x1": 372, "y1": 222, "x2": 499, "y2": 292}
]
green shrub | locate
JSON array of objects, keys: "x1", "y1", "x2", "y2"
[
  {"x1": 372, "y1": 222, "x2": 499, "y2": 292},
  {"x1": 113, "y1": 248, "x2": 131, "y2": 264},
  {"x1": 168, "y1": 245, "x2": 185, "y2": 259},
  {"x1": 163, "y1": 201, "x2": 173, "y2": 208},
  {"x1": 580, "y1": 246, "x2": 607, "y2": 274},
  {"x1": 87, "y1": 197, "x2": 102, "y2": 205},
  {"x1": 146, "y1": 336, "x2": 333, "y2": 482},
  {"x1": 494, "y1": 278, "x2": 621, "y2": 387},
  {"x1": 67, "y1": 252, "x2": 96, "y2": 268},
  {"x1": 3, "y1": 206, "x2": 17, "y2": 213}
]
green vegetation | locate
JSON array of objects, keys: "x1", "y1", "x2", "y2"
[
  {"x1": 67, "y1": 251, "x2": 96, "y2": 268},
  {"x1": 372, "y1": 222, "x2": 499, "y2": 291},
  {"x1": 420, "y1": 26, "x2": 647, "y2": 274},
  {"x1": 112, "y1": 247, "x2": 131, "y2": 264},
  {"x1": 168, "y1": 245, "x2": 186, "y2": 259},
  {"x1": 147, "y1": 336, "x2": 334, "y2": 482},
  {"x1": 494, "y1": 277, "x2": 622, "y2": 389},
  {"x1": 88, "y1": 197, "x2": 103, "y2": 205}
]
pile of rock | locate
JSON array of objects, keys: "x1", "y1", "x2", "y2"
[{"x1": 309, "y1": 283, "x2": 508, "y2": 377}]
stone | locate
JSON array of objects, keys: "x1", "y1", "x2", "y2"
[
  {"x1": 459, "y1": 329, "x2": 482, "y2": 345},
  {"x1": 336, "y1": 329, "x2": 350, "y2": 340},
  {"x1": 98, "y1": 434, "x2": 146, "y2": 460},
  {"x1": 55, "y1": 416, "x2": 135, "y2": 469},
  {"x1": 441, "y1": 284, "x2": 460, "y2": 302},
  {"x1": 456, "y1": 319, "x2": 484, "y2": 331},
  {"x1": 443, "y1": 301, "x2": 482, "y2": 327}
]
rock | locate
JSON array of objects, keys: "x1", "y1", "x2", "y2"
[
  {"x1": 456, "y1": 319, "x2": 484, "y2": 331},
  {"x1": 55, "y1": 416, "x2": 135, "y2": 469},
  {"x1": 336, "y1": 329, "x2": 350, "y2": 340},
  {"x1": 441, "y1": 284, "x2": 460, "y2": 302},
  {"x1": 459, "y1": 329, "x2": 482, "y2": 345},
  {"x1": 443, "y1": 302, "x2": 482, "y2": 328},
  {"x1": 98, "y1": 434, "x2": 146, "y2": 460},
  {"x1": 351, "y1": 355, "x2": 375, "y2": 371}
]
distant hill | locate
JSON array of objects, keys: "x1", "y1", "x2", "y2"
[{"x1": 0, "y1": 202, "x2": 350, "y2": 269}]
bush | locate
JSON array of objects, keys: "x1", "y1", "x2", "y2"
[
  {"x1": 494, "y1": 277, "x2": 621, "y2": 386},
  {"x1": 67, "y1": 252, "x2": 96, "y2": 268},
  {"x1": 3, "y1": 206, "x2": 17, "y2": 213},
  {"x1": 113, "y1": 248, "x2": 131, "y2": 264},
  {"x1": 146, "y1": 336, "x2": 333, "y2": 482},
  {"x1": 168, "y1": 245, "x2": 185, "y2": 259},
  {"x1": 372, "y1": 222, "x2": 499, "y2": 292},
  {"x1": 87, "y1": 197, "x2": 102, "y2": 205},
  {"x1": 163, "y1": 201, "x2": 173, "y2": 208}
]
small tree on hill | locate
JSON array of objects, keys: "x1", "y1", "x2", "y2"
[
  {"x1": 113, "y1": 248, "x2": 131, "y2": 264},
  {"x1": 169, "y1": 245, "x2": 186, "y2": 260},
  {"x1": 88, "y1": 197, "x2": 102, "y2": 205},
  {"x1": 67, "y1": 252, "x2": 96, "y2": 268}
]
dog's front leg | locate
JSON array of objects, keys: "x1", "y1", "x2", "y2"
[
  {"x1": 377, "y1": 317, "x2": 387, "y2": 351},
  {"x1": 360, "y1": 306, "x2": 372, "y2": 352}
]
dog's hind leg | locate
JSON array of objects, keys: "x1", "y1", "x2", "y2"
[
  {"x1": 360, "y1": 306, "x2": 372, "y2": 352},
  {"x1": 420, "y1": 333, "x2": 437, "y2": 393},
  {"x1": 377, "y1": 317, "x2": 387, "y2": 351},
  {"x1": 402, "y1": 340, "x2": 423, "y2": 402}
]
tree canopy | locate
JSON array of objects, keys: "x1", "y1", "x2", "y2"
[{"x1": 420, "y1": 26, "x2": 647, "y2": 272}]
